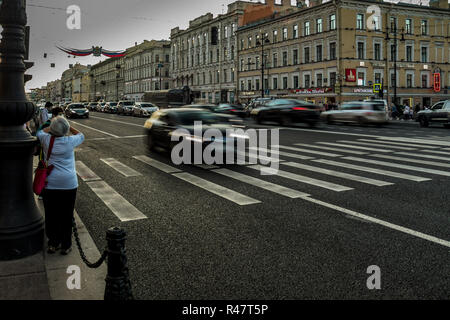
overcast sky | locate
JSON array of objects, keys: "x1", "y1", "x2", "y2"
[{"x1": 22, "y1": 0, "x2": 434, "y2": 91}]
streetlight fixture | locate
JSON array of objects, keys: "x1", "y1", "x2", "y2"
[
  {"x1": 256, "y1": 32, "x2": 271, "y2": 98},
  {"x1": 0, "y1": 0, "x2": 45, "y2": 260},
  {"x1": 116, "y1": 64, "x2": 121, "y2": 101}
]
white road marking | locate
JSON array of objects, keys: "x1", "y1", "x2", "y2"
[
  {"x1": 376, "y1": 137, "x2": 450, "y2": 147},
  {"x1": 212, "y1": 168, "x2": 310, "y2": 198},
  {"x1": 86, "y1": 180, "x2": 147, "y2": 222},
  {"x1": 100, "y1": 158, "x2": 142, "y2": 177},
  {"x1": 274, "y1": 145, "x2": 342, "y2": 157},
  {"x1": 249, "y1": 147, "x2": 314, "y2": 160},
  {"x1": 236, "y1": 151, "x2": 284, "y2": 164},
  {"x1": 133, "y1": 155, "x2": 182, "y2": 174},
  {"x1": 420, "y1": 149, "x2": 450, "y2": 156},
  {"x1": 76, "y1": 161, "x2": 102, "y2": 182},
  {"x1": 172, "y1": 172, "x2": 261, "y2": 205},
  {"x1": 69, "y1": 121, "x2": 120, "y2": 138},
  {"x1": 337, "y1": 140, "x2": 417, "y2": 151},
  {"x1": 293, "y1": 143, "x2": 367, "y2": 155},
  {"x1": 248, "y1": 165, "x2": 353, "y2": 192},
  {"x1": 392, "y1": 152, "x2": 450, "y2": 162},
  {"x1": 301, "y1": 196, "x2": 450, "y2": 249},
  {"x1": 317, "y1": 142, "x2": 393, "y2": 153},
  {"x1": 357, "y1": 139, "x2": 439, "y2": 149},
  {"x1": 282, "y1": 162, "x2": 393, "y2": 187},
  {"x1": 343, "y1": 156, "x2": 450, "y2": 177},
  {"x1": 195, "y1": 164, "x2": 220, "y2": 169},
  {"x1": 369, "y1": 154, "x2": 450, "y2": 168},
  {"x1": 313, "y1": 159, "x2": 430, "y2": 182},
  {"x1": 89, "y1": 115, "x2": 144, "y2": 127}
]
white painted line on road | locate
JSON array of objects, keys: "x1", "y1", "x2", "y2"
[
  {"x1": 293, "y1": 143, "x2": 367, "y2": 155},
  {"x1": 343, "y1": 156, "x2": 450, "y2": 177},
  {"x1": 357, "y1": 139, "x2": 439, "y2": 149},
  {"x1": 442, "y1": 148, "x2": 450, "y2": 151},
  {"x1": 420, "y1": 149, "x2": 450, "y2": 156},
  {"x1": 133, "y1": 155, "x2": 182, "y2": 174},
  {"x1": 338, "y1": 140, "x2": 417, "y2": 151},
  {"x1": 118, "y1": 135, "x2": 146, "y2": 139},
  {"x1": 89, "y1": 115, "x2": 144, "y2": 127},
  {"x1": 282, "y1": 162, "x2": 393, "y2": 187},
  {"x1": 301, "y1": 196, "x2": 450, "y2": 249},
  {"x1": 370, "y1": 154, "x2": 450, "y2": 168},
  {"x1": 212, "y1": 168, "x2": 310, "y2": 198},
  {"x1": 76, "y1": 161, "x2": 102, "y2": 182},
  {"x1": 100, "y1": 158, "x2": 142, "y2": 177},
  {"x1": 69, "y1": 121, "x2": 120, "y2": 138},
  {"x1": 248, "y1": 165, "x2": 353, "y2": 192},
  {"x1": 393, "y1": 152, "x2": 450, "y2": 162},
  {"x1": 195, "y1": 164, "x2": 220, "y2": 170},
  {"x1": 313, "y1": 159, "x2": 430, "y2": 182},
  {"x1": 376, "y1": 137, "x2": 450, "y2": 147},
  {"x1": 249, "y1": 147, "x2": 314, "y2": 160},
  {"x1": 235, "y1": 151, "x2": 284, "y2": 164},
  {"x1": 86, "y1": 180, "x2": 147, "y2": 222},
  {"x1": 275, "y1": 145, "x2": 342, "y2": 157},
  {"x1": 172, "y1": 172, "x2": 261, "y2": 205},
  {"x1": 317, "y1": 142, "x2": 393, "y2": 153}
]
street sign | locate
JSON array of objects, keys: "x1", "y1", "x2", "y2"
[{"x1": 373, "y1": 83, "x2": 382, "y2": 93}]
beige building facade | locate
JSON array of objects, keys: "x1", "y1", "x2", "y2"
[
  {"x1": 237, "y1": 0, "x2": 450, "y2": 108},
  {"x1": 89, "y1": 57, "x2": 124, "y2": 101}
]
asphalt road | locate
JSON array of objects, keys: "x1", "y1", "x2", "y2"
[{"x1": 70, "y1": 111, "x2": 450, "y2": 299}]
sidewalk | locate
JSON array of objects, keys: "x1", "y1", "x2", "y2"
[{"x1": 0, "y1": 158, "x2": 107, "y2": 300}]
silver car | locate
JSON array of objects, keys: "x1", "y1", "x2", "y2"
[
  {"x1": 321, "y1": 101, "x2": 388, "y2": 125},
  {"x1": 132, "y1": 102, "x2": 159, "y2": 117}
]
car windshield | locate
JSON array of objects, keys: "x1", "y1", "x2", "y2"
[
  {"x1": 70, "y1": 104, "x2": 85, "y2": 109},
  {"x1": 123, "y1": 101, "x2": 134, "y2": 105},
  {"x1": 370, "y1": 103, "x2": 385, "y2": 111},
  {"x1": 341, "y1": 103, "x2": 363, "y2": 110},
  {"x1": 176, "y1": 111, "x2": 220, "y2": 125},
  {"x1": 141, "y1": 104, "x2": 156, "y2": 109},
  {"x1": 109, "y1": 103, "x2": 117, "y2": 106}
]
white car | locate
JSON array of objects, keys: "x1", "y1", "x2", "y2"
[{"x1": 321, "y1": 101, "x2": 388, "y2": 125}]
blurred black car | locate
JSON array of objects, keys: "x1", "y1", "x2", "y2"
[
  {"x1": 144, "y1": 109, "x2": 246, "y2": 162},
  {"x1": 65, "y1": 103, "x2": 89, "y2": 119},
  {"x1": 181, "y1": 104, "x2": 244, "y2": 125},
  {"x1": 250, "y1": 99, "x2": 320, "y2": 126}
]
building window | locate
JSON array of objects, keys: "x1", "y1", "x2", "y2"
[
  {"x1": 373, "y1": 16, "x2": 380, "y2": 31},
  {"x1": 407, "y1": 74, "x2": 413, "y2": 88},
  {"x1": 247, "y1": 58, "x2": 252, "y2": 71},
  {"x1": 304, "y1": 47, "x2": 310, "y2": 63},
  {"x1": 304, "y1": 74, "x2": 310, "y2": 88},
  {"x1": 317, "y1": 74, "x2": 322, "y2": 87},
  {"x1": 391, "y1": 73, "x2": 396, "y2": 87},
  {"x1": 231, "y1": 46, "x2": 234, "y2": 60},
  {"x1": 223, "y1": 69, "x2": 227, "y2": 83},
  {"x1": 282, "y1": 27, "x2": 288, "y2": 40},
  {"x1": 390, "y1": 17, "x2": 397, "y2": 33},
  {"x1": 224, "y1": 47, "x2": 228, "y2": 60},
  {"x1": 293, "y1": 49, "x2": 298, "y2": 65},
  {"x1": 293, "y1": 25, "x2": 298, "y2": 38},
  {"x1": 216, "y1": 70, "x2": 220, "y2": 83},
  {"x1": 316, "y1": 45, "x2": 322, "y2": 62},
  {"x1": 304, "y1": 22, "x2": 310, "y2": 36},
  {"x1": 240, "y1": 39, "x2": 244, "y2": 50},
  {"x1": 216, "y1": 49, "x2": 220, "y2": 62},
  {"x1": 293, "y1": 75, "x2": 299, "y2": 89},
  {"x1": 358, "y1": 72, "x2": 365, "y2": 86},
  {"x1": 357, "y1": 42, "x2": 365, "y2": 59},
  {"x1": 155, "y1": 55, "x2": 159, "y2": 62},
  {"x1": 375, "y1": 72, "x2": 381, "y2": 84},
  {"x1": 224, "y1": 26, "x2": 228, "y2": 39},
  {"x1": 240, "y1": 59, "x2": 244, "y2": 71},
  {"x1": 330, "y1": 14, "x2": 336, "y2": 30},
  {"x1": 390, "y1": 44, "x2": 396, "y2": 62},
  {"x1": 282, "y1": 77, "x2": 287, "y2": 89},
  {"x1": 421, "y1": 47, "x2": 428, "y2": 62},
  {"x1": 273, "y1": 53, "x2": 278, "y2": 68},
  {"x1": 374, "y1": 43, "x2": 381, "y2": 60},
  {"x1": 248, "y1": 36, "x2": 252, "y2": 48},
  {"x1": 240, "y1": 80, "x2": 244, "y2": 91},
  {"x1": 357, "y1": 14, "x2": 364, "y2": 30},
  {"x1": 255, "y1": 79, "x2": 260, "y2": 91},
  {"x1": 231, "y1": 70, "x2": 235, "y2": 82},
  {"x1": 330, "y1": 72, "x2": 336, "y2": 87},
  {"x1": 421, "y1": 20, "x2": 428, "y2": 35},
  {"x1": 209, "y1": 71, "x2": 212, "y2": 84},
  {"x1": 330, "y1": 42, "x2": 336, "y2": 60},
  {"x1": 405, "y1": 19, "x2": 412, "y2": 34},
  {"x1": 272, "y1": 78, "x2": 278, "y2": 90},
  {"x1": 421, "y1": 74, "x2": 428, "y2": 88},
  {"x1": 255, "y1": 56, "x2": 260, "y2": 70},
  {"x1": 282, "y1": 51, "x2": 288, "y2": 66},
  {"x1": 273, "y1": 30, "x2": 278, "y2": 42},
  {"x1": 406, "y1": 45, "x2": 412, "y2": 62},
  {"x1": 316, "y1": 18, "x2": 323, "y2": 33}
]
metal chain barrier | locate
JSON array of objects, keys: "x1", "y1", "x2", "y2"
[{"x1": 72, "y1": 218, "x2": 107, "y2": 269}]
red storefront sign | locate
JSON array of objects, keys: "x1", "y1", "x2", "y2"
[
  {"x1": 345, "y1": 69, "x2": 356, "y2": 82},
  {"x1": 433, "y1": 73, "x2": 441, "y2": 92}
]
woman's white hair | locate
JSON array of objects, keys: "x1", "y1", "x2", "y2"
[{"x1": 50, "y1": 116, "x2": 70, "y2": 137}]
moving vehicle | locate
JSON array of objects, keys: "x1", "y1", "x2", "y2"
[
  {"x1": 320, "y1": 101, "x2": 388, "y2": 125},
  {"x1": 250, "y1": 99, "x2": 321, "y2": 126},
  {"x1": 117, "y1": 100, "x2": 135, "y2": 115},
  {"x1": 132, "y1": 102, "x2": 159, "y2": 117},
  {"x1": 65, "y1": 103, "x2": 89, "y2": 119},
  {"x1": 143, "y1": 86, "x2": 199, "y2": 108},
  {"x1": 181, "y1": 104, "x2": 244, "y2": 125},
  {"x1": 104, "y1": 102, "x2": 118, "y2": 113},
  {"x1": 416, "y1": 100, "x2": 450, "y2": 128}
]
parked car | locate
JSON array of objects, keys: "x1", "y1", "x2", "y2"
[
  {"x1": 144, "y1": 109, "x2": 243, "y2": 162},
  {"x1": 96, "y1": 102, "x2": 107, "y2": 112},
  {"x1": 132, "y1": 102, "x2": 159, "y2": 117},
  {"x1": 416, "y1": 100, "x2": 450, "y2": 128},
  {"x1": 104, "y1": 102, "x2": 118, "y2": 113},
  {"x1": 64, "y1": 103, "x2": 89, "y2": 119},
  {"x1": 320, "y1": 101, "x2": 388, "y2": 125},
  {"x1": 87, "y1": 102, "x2": 98, "y2": 111},
  {"x1": 117, "y1": 100, "x2": 135, "y2": 115},
  {"x1": 250, "y1": 99, "x2": 321, "y2": 126}
]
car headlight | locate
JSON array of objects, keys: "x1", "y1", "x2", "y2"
[{"x1": 251, "y1": 109, "x2": 260, "y2": 115}]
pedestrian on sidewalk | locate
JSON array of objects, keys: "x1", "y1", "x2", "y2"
[
  {"x1": 36, "y1": 116, "x2": 84, "y2": 255},
  {"x1": 39, "y1": 102, "x2": 53, "y2": 127},
  {"x1": 403, "y1": 105, "x2": 411, "y2": 120}
]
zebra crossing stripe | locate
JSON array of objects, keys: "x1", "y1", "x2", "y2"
[
  {"x1": 195, "y1": 164, "x2": 220, "y2": 170},
  {"x1": 172, "y1": 172, "x2": 261, "y2": 205},
  {"x1": 100, "y1": 158, "x2": 142, "y2": 177},
  {"x1": 420, "y1": 150, "x2": 450, "y2": 156},
  {"x1": 317, "y1": 142, "x2": 393, "y2": 153},
  {"x1": 370, "y1": 154, "x2": 450, "y2": 168},
  {"x1": 358, "y1": 139, "x2": 439, "y2": 149},
  {"x1": 248, "y1": 147, "x2": 314, "y2": 160},
  {"x1": 337, "y1": 140, "x2": 417, "y2": 151},
  {"x1": 294, "y1": 143, "x2": 367, "y2": 155},
  {"x1": 343, "y1": 156, "x2": 450, "y2": 177},
  {"x1": 376, "y1": 137, "x2": 450, "y2": 147},
  {"x1": 133, "y1": 155, "x2": 182, "y2": 173},
  {"x1": 282, "y1": 162, "x2": 393, "y2": 187},
  {"x1": 248, "y1": 165, "x2": 353, "y2": 192},
  {"x1": 85, "y1": 180, "x2": 147, "y2": 222},
  {"x1": 212, "y1": 168, "x2": 310, "y2": 198},
  {"x1": 275, "y1": 145, "x2": 342, "y2": 157},
  {"x1": 388, "y1": 152, "x2": 450, "y2": 162},
  {"x1": 313, "y1": 159, "x2": 430, "y2": 182},
  {"x1": 76, "y1": 161, "x2": 102, "y2": 182}
]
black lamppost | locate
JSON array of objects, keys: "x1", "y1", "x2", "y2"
[
  {"x1": 0, "y1": 0, "x2": 45, "y2": 260},
  {"x1": 116, "y1": 64, "x2": 121, "y2": 101},
  {"x1": 256, "y1": 33, "x2": 270, "y2": 98}
]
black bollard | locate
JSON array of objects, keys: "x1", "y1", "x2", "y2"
[{"x1": 104, "y1": 227, "x2": 134, "y2": 300}]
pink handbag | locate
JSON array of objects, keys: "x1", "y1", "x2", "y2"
[{"x1": 33, "y1": 135, "x2": 55, "y2": 195}]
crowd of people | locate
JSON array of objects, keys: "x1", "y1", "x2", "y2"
[{"x1": 390, "y1": 103, "x2": 425, "y2": 121}]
